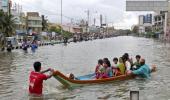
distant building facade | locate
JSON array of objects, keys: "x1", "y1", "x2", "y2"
[
  {"x1": 126, "y1": 0, "x2": 170, "y2": 40},
  {"x1": 138, "y1": 14, "x2": 153, "y2": 33},
  {"x1": 0, "y1": 0, "x2": 9, "y2": 12},
  {"x1": 26, "y1": 12, "x2": 42, "y2": 34}
]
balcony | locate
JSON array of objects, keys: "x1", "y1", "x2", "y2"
[
  {"x1": 28, "y1": 24, "x2": 42, "y2": 28},
  {"x1": 27, "y1": 16, "x2": 42, "y2": 21}
]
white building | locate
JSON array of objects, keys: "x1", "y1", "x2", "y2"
[
  {"x1": 138, "y1": 14, "x2": 153, "y2": 33},
  {"x1": 0, "y1": 0, "x2": 9, "y2": 12}
]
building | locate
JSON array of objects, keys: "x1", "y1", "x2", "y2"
[
  {"x1": 138, "y1": 14, "x2": 153, "y2": 33},
  {"x1": 0, "y1": 0, "x2": 9, "y2": 12},
  {"x1": 62, "y1": 24, "x2": 82, "y2": 33},
  {"x1": 26, "y1": 12, "x2": 42, "y2": 34},
  {"x1": 126, "y1": 0, "x2": 170, "y2": 40},
  {"x1": 153, "y1": 13, "x2": 165, "y2": 33},
  {"x1": 11, "y1": 3, "x2": 26, "y2": 35}
]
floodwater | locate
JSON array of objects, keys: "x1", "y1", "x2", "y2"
[{"x1": 0, "y1": 36, "x2": 169, "y2": 100}]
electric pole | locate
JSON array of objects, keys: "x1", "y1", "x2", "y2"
[{"x1": 61, "y1": 0, "x2": 63, "y2": 35}]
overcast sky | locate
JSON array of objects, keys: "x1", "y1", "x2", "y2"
[{"x1": 12, "y1": 0, "x2": 151, "y2": 29}]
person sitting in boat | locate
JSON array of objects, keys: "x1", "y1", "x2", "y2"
[
  {"x1": 101, "y1": 60, "x2": 113, "y2": 78},
  {"x1": 29, "y1": 62, "x2": 54, "y2": 96},
  {"x1": 127, "y1": 58, "x2": 156, "y2": 78},
  {"x1": 115, "y1": 57, "x2": 126, "y2": 76},
  {"x1": 103, "y1": 58, "x2": 109, "y2": 62},
  {"x1": 95, "y1": 59, "x2": 104, "y2": 79},
  {"x1": 122, "y1": 55, "x2": 131, "y2": 72},
  {"x1": 112, "y1": 57, "x2": 119, "y2": 75},
  {"x1": 112, "y1": 57, "x2": 118, "y2": 68},
  {"x1": 132, "y1": 55, "x2": 141, "y2": 70}
]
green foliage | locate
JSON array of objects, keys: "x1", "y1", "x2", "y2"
[
  {"x1": 49, "y1": 26, "x2": 61, "y2": 35},
  {"x1": 145, "y1": 32, "x2": 156, "y2": 38},
  {"x1": 0, "y1": 10, "x2": 15, "y2": 37},
  {"x1": 3, "y1": 14, "x2": 15, "y2": 37},
  {"x1": 132, "y1": 26, "x2": 139, "y2": 34},
  {"x1": 61, "y1": 31, "x2": 73, "y2": 38}
]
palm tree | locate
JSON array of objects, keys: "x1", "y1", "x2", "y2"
[
  {"x1": 3, "y1": 14, "x2": 15, "y2": 37},
  {"x1": 0, "y1": 10, "x2": 15, "y2": 50},
  {"x1": 0, "y1": 10, "x2": 5, "y2": 32},
  {"x1": 0, "y1": 10, "x2": 5, "y2": 49}
]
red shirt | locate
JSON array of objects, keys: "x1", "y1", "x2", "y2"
[{"x1": 29, "y1": 71, "x2": 48, "y2": 95}]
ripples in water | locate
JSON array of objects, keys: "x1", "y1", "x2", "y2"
[{"x1": 0, "y1": 36, "x2": 170, "y2": 100}]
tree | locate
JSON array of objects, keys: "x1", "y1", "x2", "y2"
[
  {"x1": 42, "y1": 15, "x2": 48, "y2": 31},
  {"x1": 3, "y1": 14, "x2": 15, "y2": 37},
  {"x1": 0, "y1": 10, "x2": 15, "y2": 49},
  {"x1": 62, "y1": 31, "x2": 73, "y2": 38},
  {"x1": 132, "y1": 26, "x2": 139, "y2": 34},
  {"x1": 0, "y1": 10, "x2": 5, "y2": 32}
]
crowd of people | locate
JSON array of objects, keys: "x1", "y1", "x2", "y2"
[
  {"x1": 20, "y1": 39, "x2": 38, "y2": 52},
  {"x1": 94, "y1": 53, "x2": 156, "y2": 79}
]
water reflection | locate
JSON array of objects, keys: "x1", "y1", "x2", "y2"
[{"x1": 0, "y1": 36, "x2": 170, "y2": 100}]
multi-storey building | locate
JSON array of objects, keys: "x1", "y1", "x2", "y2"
[
  {"x1": 126, "y1": 0, "x2": 170, "y2": 40},
  {"x1": 0, "y1": 0, "x2": 9, "y2": 13},
  {"x1": 138, "y1": 14, "x2": 153, "y2": 34},
  {"x1": 26, "y1": 12, "x2": 42, "y2": 34}
]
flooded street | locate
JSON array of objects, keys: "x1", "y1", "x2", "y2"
[{"x1": 0, "y1": 36, "x2": 170, "y2": 100}]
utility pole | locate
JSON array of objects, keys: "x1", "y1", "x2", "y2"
[
  {"x1": 85, "y1": 10, "x2": 90, "y2": 33},
  {"x1": 100, "y1": 14, "x2": 103, "y2": 34},
  {"x1": 87, "y1": 10, "x2": 90, "y2": 27},
  {"x1": 87, "y1": 10, "x2": 90, "y2": 33},
  {"x1": 100, "y1": 14, "x2": 103, "y2": 28},
  {"x1": 61, "y1": 0, "x2": 63, "y2": 35},
  {"x1": 105, "y1": 16, "x2": 108, "y2": 34},
  {"x1": 94, "y1": 18, "x2": 96, "y2": 26},
  {"x1": 8, "y1": 0, "x2": 11, "y2": 15},
  {"x1": 69, "y1": 18, "x2": 73, "y2": 33}
]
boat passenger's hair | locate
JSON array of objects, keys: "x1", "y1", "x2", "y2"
[
  {"x1": 136, "y1": 55, "x2": 141, "y2": 59},
  {"x1": 98, "y1": 59, "x2": 103, "y2": 65},
  {"x1": 123, "y1": 53, "x2": 129, "y2": 59},
  {"x1": 34, "y1": 62, "x2": 41, "y2": 72},
  {"x1": 103, "y1": 60, "x2": 111, "y2": 67},
  {"x1": 113, "y1": 57, "x2": 118, "y2": 62},
  {"x1": 103, "y1": 58, "x2": 109, "y2": 62}
]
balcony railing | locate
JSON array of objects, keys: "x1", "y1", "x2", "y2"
[{"x1": 27, "y1": 16, "x2": 42, "y2": 21}]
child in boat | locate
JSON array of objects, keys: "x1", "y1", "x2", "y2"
[
  {"x1": 29, "y1": 62, "x2": 54, "y2": 96},
  {"x1": 132, "y1": 55, "x2": 141, "y2": 70},
  {"x1": 112, "y1": 57, "x2": 118, "y2": 75},
  {"x1": 122, "y1": 53, "x2": 132, "y2": 72},
  {"x1": 95, "y1": 59, "x2": 104, "y2": 79},
  {"x1": 112, "y1": 57, "x2": 118, "y2": 68},
  {"x1": 115, "y1": 57, "x2": 126, "y2": 76}
]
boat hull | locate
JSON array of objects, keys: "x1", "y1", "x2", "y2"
[{"x1": 53, "y1": 70, "x2": 136, "y2": 89}]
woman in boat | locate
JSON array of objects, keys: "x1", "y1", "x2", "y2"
[
  {"x1": 103, "y1": 58, "x2": 109, "y2": 62},
  {"x1": 102, "y1": 60, "x2": 113, "y2": 78},
  {"x1": 95, "y1": 59, "x2": 104, "y2": 79}
]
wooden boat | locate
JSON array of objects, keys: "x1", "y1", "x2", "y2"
[{"x1": 53, "y1": 70, "x2": 136, "y2": 89}]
